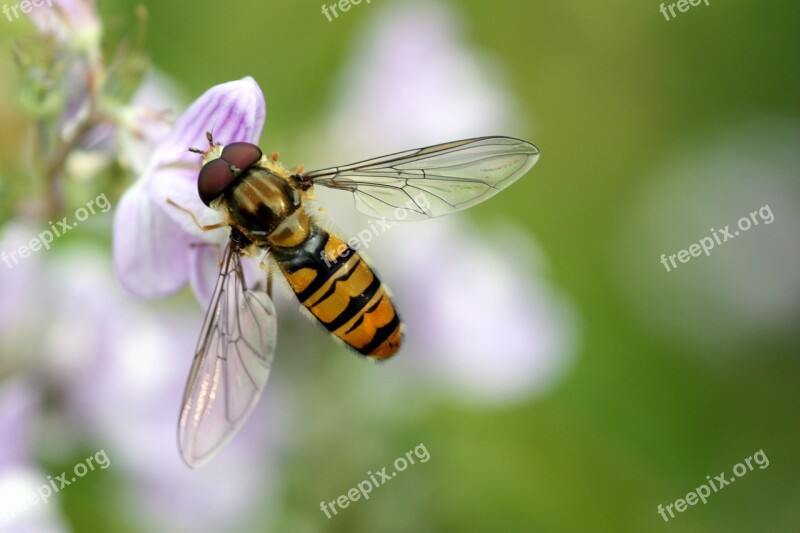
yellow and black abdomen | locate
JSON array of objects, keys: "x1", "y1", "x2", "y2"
[{"x1": 272, "y1": 223, "x2": 402, "y2": 359}]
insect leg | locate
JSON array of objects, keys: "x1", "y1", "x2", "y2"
[
  {"x1": 189, "y1": 241, "x2": 223, "y2": 265},
  {"x1": 252, "y1": 249, "x2": 274, "y2": 296},
  {"x1": 267, "y1": 263, "x2": 273, "y2": 298},
  {"x1": 166, "y1": 198, "x2": 226, "y2": 232}
]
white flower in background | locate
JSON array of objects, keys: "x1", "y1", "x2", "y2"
[
  {"x1": 0, "y1": 379, "x2": 68, "y2": 533},
  {"x1": 302, "y1": 1, "x2": 578, "y2": 403},
  {"x1": 116, "y1": 71, "x2": 185, "y2": 175},
  {"x1": 61, "y1": 70, "x2": 183, "y2": 197},
  {"x1": 0, "y1": 223, "x2": 52, "y2": 373},
  {"x1": 615, "y1": 120, "x2": 800, "y2": 355}
]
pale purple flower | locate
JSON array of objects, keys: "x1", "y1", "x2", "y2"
[
  {"x1": 24, "y1": 0, "x2": 103, "y2": 141},
  {"x1": 26, "y1": 0, "x2": 101, "y2": 49},
  {"x1": 301, "y1": 1, "x2": 577, "y2": 403},
  {"x1": 113, "y1": 77, "x2": 266, "y2": 304},
  {"x1": 315, "y1": 1, "x2": 520, "y2": 155},
  {"x1": 0, "y1": 379, "x2": 40, "y2": 471},
  {"x1": 0, "y1": 235, "x2": 284, "y2": 532},
  {"x1": 1, "y1": 217, "x2": 283, "y2": 530}
]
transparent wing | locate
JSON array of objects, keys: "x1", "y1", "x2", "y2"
[
  {"x1": 178, "y1": 244, "x2": 277, "y2": 468},
  {"x1": 302, "y1": 136, "x2": 539, "y2": 221}
]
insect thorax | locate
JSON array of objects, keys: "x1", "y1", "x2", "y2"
[{"x1": 223, "y1": 166, "x2": 310, "y2": 247}]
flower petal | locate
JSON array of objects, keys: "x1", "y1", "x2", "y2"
[
  {"x1": 113, "y1": 78, "x2": 266, "y2": 301},
  {"x1": 188, "y1": 245, "x2": 270, "y2": 309},
  {"x1": 113, "y1": 179, "x2": 190, "y2": 298},
  {"x1": 151, "y1": 77, "x2": 265, "y2": 171},
  {"x1": 188, "y1": 244, "x2": 223, "y2": 309},
  {"x1": 146, "y1": 166, "x2": 223, "y2": 239},
  {"x1": 27, "y1": 0, "x2": 101, "y2": 47},
  {"x1": 0, "y1": 468, "x2": 69, "y2": 532},
  {"x1": 0, "y1": 379, "x2": 40, "y2": 470},
  {"x1": 146, "y1": 77, "x2": 266, "y2": 235},
  {"x1": 119, "y1": 70, "x2": 185, "y2": 175}
]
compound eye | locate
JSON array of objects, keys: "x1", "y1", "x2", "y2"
[
  {"x1": 221, "y1": 142, "x2": 263, "y2": 172},
  {"x1": 198, "y1": 158, "x2": 236, "y2": 206}
]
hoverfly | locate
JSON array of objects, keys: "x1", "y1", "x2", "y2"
[{"x1": 177, "y1": 135, "x2": 539, "y2": 467}]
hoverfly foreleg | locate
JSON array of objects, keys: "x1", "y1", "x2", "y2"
[{"x1": 166, "y1": 198, "x2": 226, "y2": 232}]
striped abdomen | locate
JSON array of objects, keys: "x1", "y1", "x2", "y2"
[{"x1": 272, "y1": 224, "x2": 402, "y2": 359}]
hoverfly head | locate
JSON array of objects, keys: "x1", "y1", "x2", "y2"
[{"x1": 194, "y1": 132, "x2": 264, "y2": 206}]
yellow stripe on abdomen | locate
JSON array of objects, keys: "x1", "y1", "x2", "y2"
[{"x1": 274, "y1": 225, "x2": 402, "y2": 359}]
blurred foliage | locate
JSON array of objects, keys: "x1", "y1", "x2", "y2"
[{"x1": 1, "y1": 0, "x2": 799, "y2": 531}]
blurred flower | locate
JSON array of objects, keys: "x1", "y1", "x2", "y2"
[
  {"x1": 60, "y1": 70, "x2": 182, "y2": 192},
  {"x1": 302, "y1": 1, "x2": 577, "y2": 403},
  {"x1": 25, "y1": 0, "x2": 102, "y2": 51},
  {"x1": 0, "y1": 379, "x2": 68, "y2": 533},
  {"x1": 116, "y1": 70, "x2": 185, "y2": 174},
  {"x1": 0, "y1": 379, "x2": 40, "y2": 471},
  {"x1": 0, "y1": 223, "x2": 51, "y2": 373},
  {"x1": 0, "y1": 228, "x2": 284, "y2": 532},
  {"x1": 113, "y1": 77, "x2": 265, "y2": 304},
  {"x1": 319, "y1": 1, "x2": 520, "y2": 153},
  {"x1": 22, "y1": 0, "x2": 103, "y2": 139},
  {"x1": 53, "y1": 248, "x2": 283, "y2": 533},
  {"x1": 13, "y1": 0, "x2": 157, "y2": 221},
  {"x1": 615, "y1": 120, "x2": 800, "y2": 356}
]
